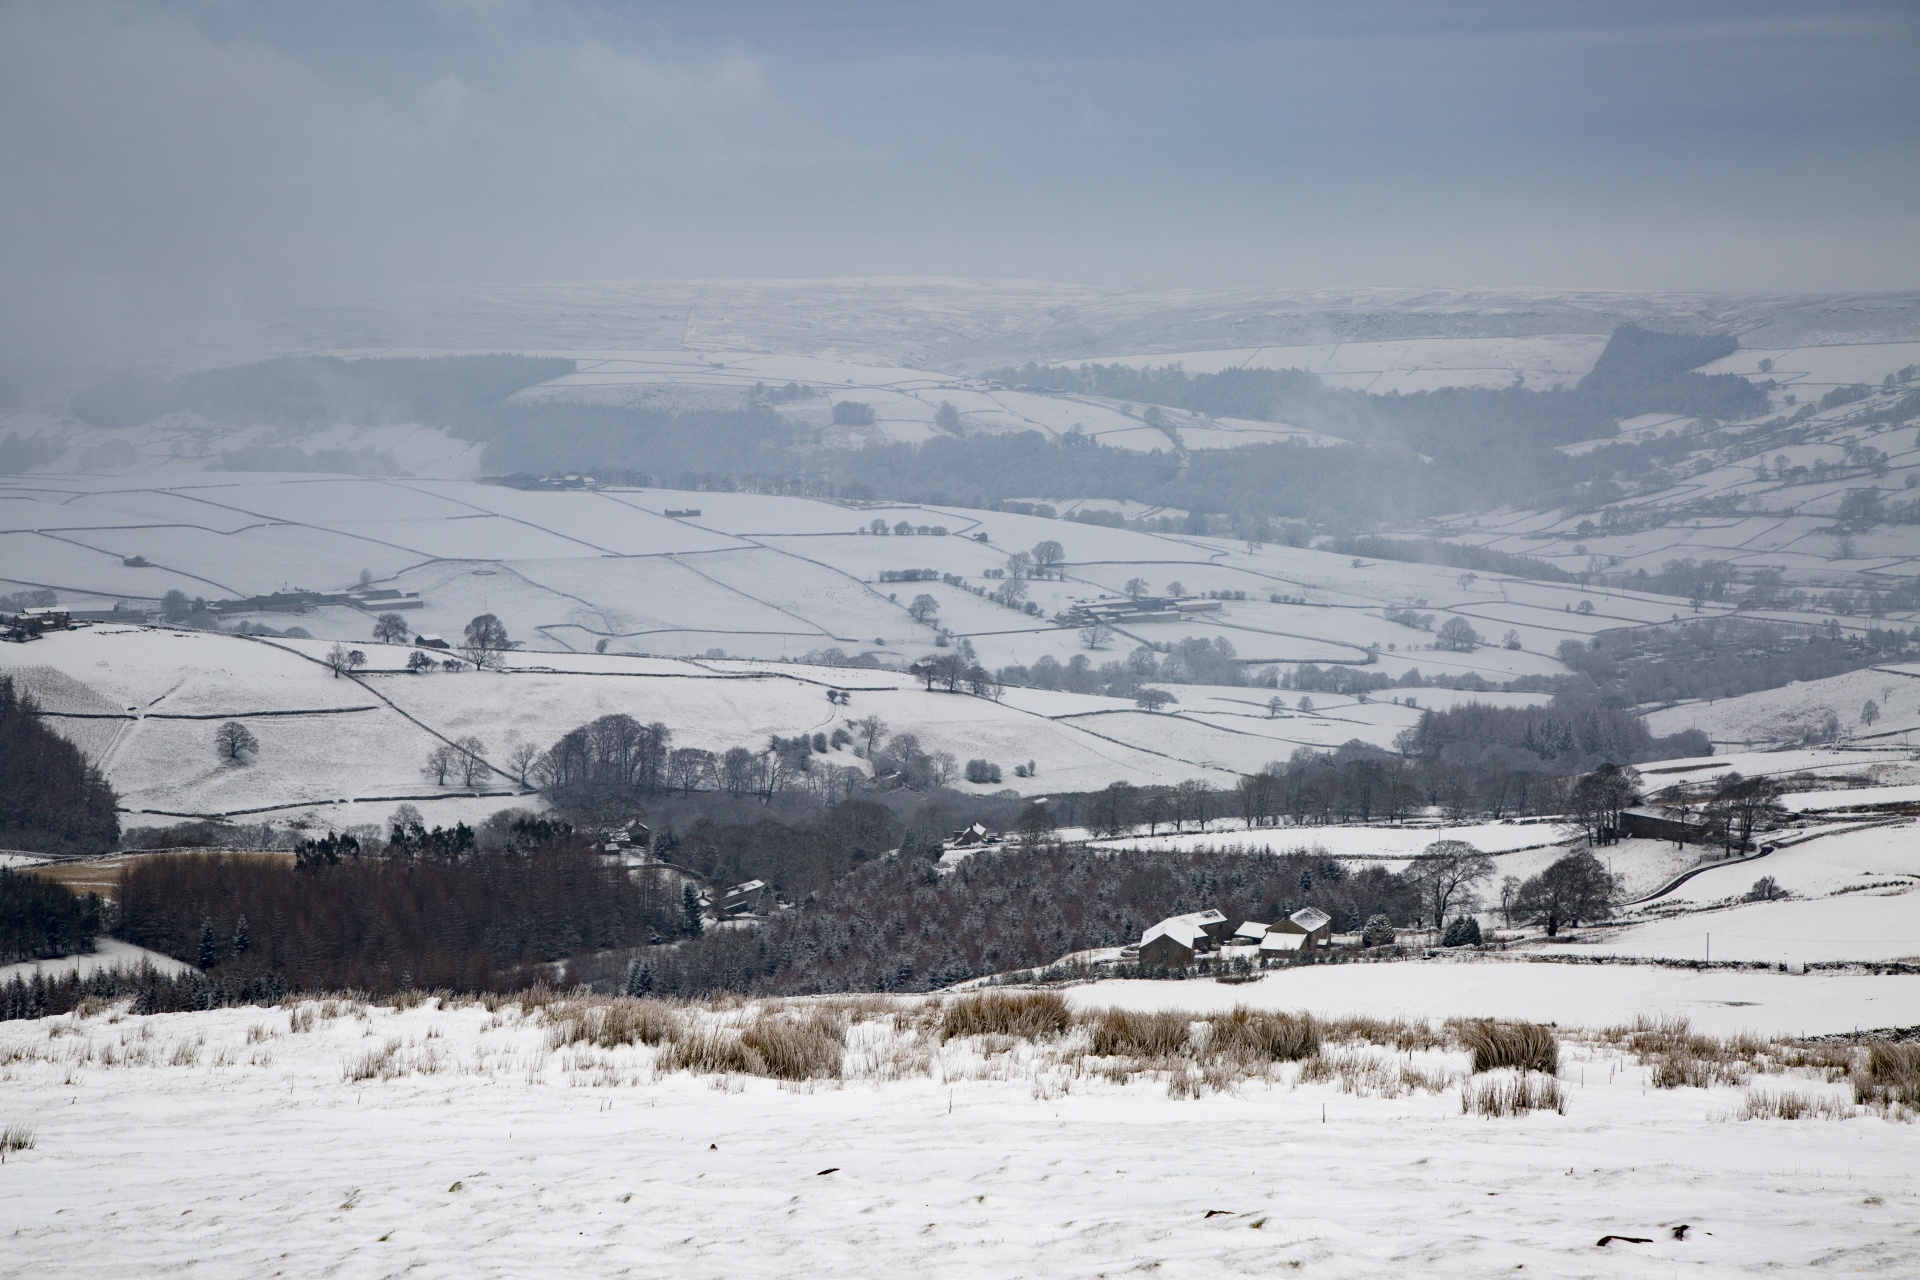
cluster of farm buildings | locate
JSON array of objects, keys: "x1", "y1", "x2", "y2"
[{"x1": 1126, "y1": 907, "x2": 1333, "y2": 968}]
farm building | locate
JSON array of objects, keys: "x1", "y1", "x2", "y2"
[
  {"x1": 1136, "y1": 909, "x2": 1231, "y2": 967},
  {"x1": 720, "y1": 879, "x2": 770, "y2": 917},
  {"x1": 948, "y1": 822, "x2": 997, "y2": 847},
  {"x1": 1270, "y1": 907, "x2": 1333, "y2": 949},
  {"x1": 1620, "y1": 805, "x2": 1716, "y2": 847}
]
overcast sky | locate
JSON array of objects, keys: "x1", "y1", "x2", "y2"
[{"x1": 3, "y1": 1, "x2": 1917, "y2": 361}]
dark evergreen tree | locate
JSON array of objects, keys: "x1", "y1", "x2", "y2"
[
  {"x1": 682, "y1": 884, "x2": 705, "y2": 938},
  {"x1": 196, "y1": 919, "x2": 218, "y2": 970},
  {"x1": 0, "y1": 676, "x2": 120, "y2": 854},
  {"x1": 231, "y1": 914, "x2": 250, "y2": 956}
]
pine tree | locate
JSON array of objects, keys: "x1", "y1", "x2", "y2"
[
  {"x1": 682, "y1": 884, "x2": 704, "y2": 938},
  {"x1": 624, "y1": 954, "x2": 654, "y2": 996},
  {"x1": 231, "y1": 914, "x2": 250, "y2": 956},
  {"x1": 196, "y1": 919, "x2": 218, "y2": 970}
]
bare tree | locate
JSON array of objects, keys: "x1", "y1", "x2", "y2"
[
  {"x1": 372, "y1": 612, "x2": 410, "y2": 644},
  {"x1": 454, "y1": 736, "x2": 489, "y2": 787},
  {"x1": 1497, "y1": 875, "x2": 1521, "y2": 928},
  {"x1": 461, "y1": 613, "x2": 511, "y2": 670},
  {"x1": 325, "y1": 642, "x2": 352, "y2": 677},
  {"x1": 214, "y1": 720, "x2": 259, "y2": 765},
  {"x1": 1078, "y1": 622, "x2": 1115, "y2": 649},
  {"x1": 1513, "y1": 850, "x2": 1617, "y2": 936},
  {"x1": 1134, "y1": 687, "x2": 1177, "y2": 712},
  {"x1": 1410, "y1": 839, "x2": 1495, "y2": 929},
  {"x1": 424, "y1": 744, "x2": 458, "y2": 786},
  {"x1": 1173, "y1": 778, "x2": 1213, "y2": 831},
  {"x1": 1434, "y1": 617, "x2": 1482, "y2": 652},
  {"x1": 506, "y1": 741, "x2": 541, "y2": 787},
  {"x1": 1031, "y1": 540, "x2": 1065, "y2": 578},
  {"x1": 908, "y1": 593, "x2": 940, "y2": 624},
  {"x1": 667, "y1": 746, "x2": 716, "y2": 793},
  {"x1": 850, "y1": 715, "x2": 889, "y2": 755},
  {"x1": 1123, "y1": 577, "x2": 1149, "y2": 599},
  {"x1": 347, "y1": 649, "x2": 366, "y2": 672},
  {"x1": 1861, "y1": 699, "x2": 1880, "y2": 727}
]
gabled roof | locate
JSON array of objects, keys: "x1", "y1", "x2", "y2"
[
  {"x1": 1183, "y1": 909, "x2": 1227, "y2": 927},
  {"x1": 1289, "y1": 907, "x2": 1332, "y2": 932},
  {"x1": 724, "y1": 879, "x2": 768, "y2": 898},
  {"x1": 1260, "y1": 932, "x2": 1307, "y2": 952},
  {"x1": 1142, "y1": 917, "x2": 1208, "y2": 948},
  {"x1": 1232, "y1": 921, "x2": 1269, "y2": 942}
]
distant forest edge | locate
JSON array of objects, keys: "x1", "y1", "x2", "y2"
[{"x1": 66, "y1": 326, "x2": 1769, "y2": 525}]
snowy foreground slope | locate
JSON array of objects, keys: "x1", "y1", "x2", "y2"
[{"x1": 5, "y1": 966, "x2": 1919, "y2": 1280}]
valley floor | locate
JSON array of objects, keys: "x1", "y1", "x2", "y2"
[{"x1": 4, "y1": 966, "x2": 1917, "y2": 1279}]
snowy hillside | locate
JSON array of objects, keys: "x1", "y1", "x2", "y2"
[
  {"x1": 4, "y1": 972, "x2": 1919, "y2": 1279},
  {"x1": 2, "y1": 475, "x2": 1699, "y2": 681}
]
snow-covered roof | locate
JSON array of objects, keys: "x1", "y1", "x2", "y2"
[
  {"x1": 1184, "y1": 909, "x2": 1227, "y2": 927},
  {"x1": 724, "y1": 879, "x2": 767, "y2": 898},
  {"x1": 1142, "y1": 917, "x2": 1208, "y2": 948},
  {"x1": 1289, "y1": 907, "x2": 1332, "y2": 933},
  {"x1": 1260, "y1": 932, "x2": 1307, "y2": 952},
  {"x1": 1232, "y1": 921, "x2": 1269, "y2": 941}
]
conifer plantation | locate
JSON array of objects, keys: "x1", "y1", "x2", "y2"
[
  {"x1": 0, "y1": 675, "x2": 120, "y2": 854},
  {"x1": 114, "y1": 831, "x2": 683, "y2": 994}
]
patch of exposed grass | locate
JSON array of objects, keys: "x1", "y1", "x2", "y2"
[
  {"x1": 1084, "y1": 1009, "x2": 1191, "y2": 1060},
  {"x1": 546, "y1": 999, "x2": 683, "y2": 1050},
  {"x1": 1463, "y1": 1070, "x2": 1565, "y2": 1117},
  {"x1": 1853, "y1": 1042, "x2": 1920, "y2": 1114},
  {"x1": 940, "y1": 991, "x2": 1071, "y2": 1041},
  {"x1": 1205, "y1": 1008, "x2": 1319, "y2": 1063},
  {"x1": 1455, "y1": 1019, "x2": 1558, "y2": 1075}
]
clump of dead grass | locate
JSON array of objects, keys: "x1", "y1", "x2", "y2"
[
  {"x1": 940, "y1": 991, "x2": 1070, "y2": 1041},
  {"x1": 659, "y1": 1007, "x2": 846, "y2": 1082},
  {"x1": 1463, "y1": 1070, "x2": 1566, "y2": 1117},
  {"x1": 1455, "y1": 1019, "x2": 1558, "y2": 1075},
  {"x1": 0, "y1": 1124, "x2": 35, "y2": 1160},
  {"x1": 1736, "y1": 1088, "x2": 1854, "y2": 1120},
  {"x1": 545, "y1": 999, "x2": 683, "y2": 1050},
  {"x1": 1204, "y1": 1008, "x2": 1319, "y2": 1063},
  {"x1": 1853, "y1": 1042, "x2": 1920, "y2": 1115},
  {"x1": 1319, "y1": 1015, "x2": 1446, "y2": 1052},
  {"x1": 1083, "y1": 1008, "x2": 1191, "y2": 1060}
]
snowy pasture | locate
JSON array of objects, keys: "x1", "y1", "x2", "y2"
[{"x1": 3, "y1": 976, "x2": 1919, "y2": 1279}]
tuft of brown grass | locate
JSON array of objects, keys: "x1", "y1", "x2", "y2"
[
  {"x1": 1205, "y1": 1008, "x2": 1319, "y2": 1063},
  {"x1": 740, "y1": 1009, "x2": 846, "y2": 1081},
  {"x1": 1083, "y1": 1008, "x2": 1191, "y2": 1060},
  {"x1": 546, "y1": 999, "x2": 683, "y2": 1050},
  {"x1": 1319, "y1": 1015, "x2": 1446, "y2": 1052},
  {"x1": 343, "y1": 1039, "x2": 401, "y2": 1082},
  {"x1": 659, "y1": 1008, "x2": 846, "y2": 1081},
  {"x1": 1456, "y1": 1020, "x2": 1558, "y2": 1075},
  {"x1": 1853, "y1": 1042, "x2": 1920, "y2": 1113},
  {"x1": 1462, "y1": 1070, "x2": 1565, "y2": 1117},
  {"x1": 1737, "y1": 1088, "x2": 1853, "y2": 1121},
  {"x1": 940, "y1": 991, "x2": 1071, "y2": 1041},
  {"x1": 0, "y1": 1125, "x2": 36, "y2": 1158}
]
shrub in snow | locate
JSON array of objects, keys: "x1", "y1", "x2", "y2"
[
  {"x1": 964, "y1": 758, "x2": 1001, "y2": 784},
  {"x1": 1362, "y1": 914, "x2": 1395, "y2": 947}
]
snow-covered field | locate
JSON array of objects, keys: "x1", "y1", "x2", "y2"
[{"x1": 4, "y1": 970, "x2": 1918, "y2": 1279}]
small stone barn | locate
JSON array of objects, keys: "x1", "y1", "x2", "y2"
[
  {"x1": 1270, "y1": 906, "x2": 1333, "y2": 949},
  {"x1": 1138, "y1": 916, "x2": 1213, "y2": 967}
]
